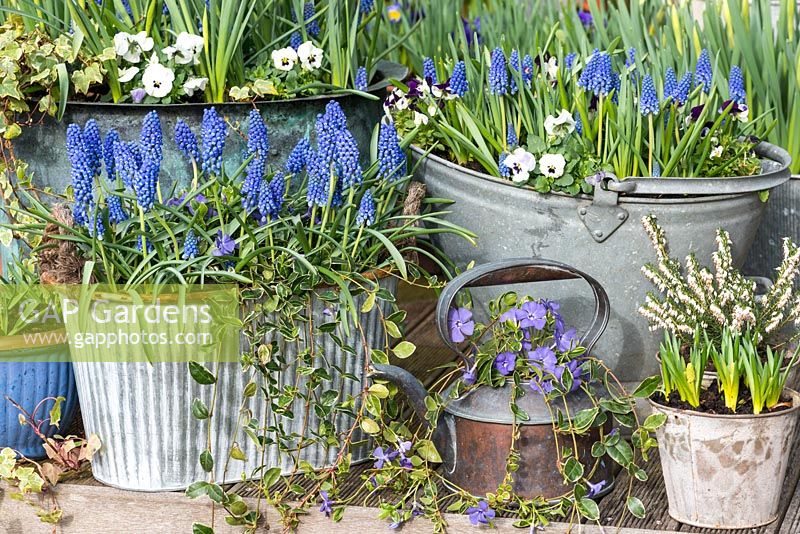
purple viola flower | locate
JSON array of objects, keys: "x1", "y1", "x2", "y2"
[
  {"x1": 578, "y1": 10, "x2": 593, "y2": 27},
  {"x1": 689, "y1": 103, "x2": 705, "y2": 122},
  {"x1": 319, "y1": 491, "x2": 333, "y2": 517},
  {"x1": 211, "y1": 231, "x2": 237, "y2": 257},
  {"x1": 494, "y1": 351, "x2": 517, "y2": 376},
  {"x1": 466, "y1": 500, "x2": 495, "y2": 526},
  {"x1": 519, "y1": 301, "x2": 547, "y2": 330},
  {"x1": 555, "y1": 328, "x2": 579, "y2": 352},
  {"x1": 448, "y1": 307, "x2": 475, "y2": 343},
  {"x1": 586, "y1": 479, "x2": 607, "y2": 498},
  {"x1": 131, "y1": 88, "x2": 146, "y2": 103},
  {"x1": 373, "y1": 446, "x2": 398, "y2": 469}
]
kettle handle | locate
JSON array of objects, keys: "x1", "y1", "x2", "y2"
[{"x1": 436, "y1": 258, "x2": 610, "y2": 357}]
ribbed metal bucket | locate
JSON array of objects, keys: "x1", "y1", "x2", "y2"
[
  {"x1": 0, "y1": 343, "x2": 79, "y2": 459},
  {"x1": 67, "y1": 278, "x2": 395, "y2": 491},
  {"x1": 650, "y1": 390, "x2": 800, "y2": 528},
  {"x1": 414, "y1": 143, "x2": 791, "y2": 386},
  {"x1": 10, "y1": 61, "x2": 406, "y2": 195},
  {"x1": 745, "y1": 174, "x2": 800, "y2": 278}
]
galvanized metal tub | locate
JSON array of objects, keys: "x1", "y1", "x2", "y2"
[
  {"x1": 649, "y1": 390, "x2": 800, "y2": 529},
  {"x1": 745, "y1": 174, "x2": 800, "y2": 278},
  {"x1": 10, "y1": 61, "x2": 406, "y2": 195},
  {"x1": 414, "y1": 143, "x2": 791, "y2": 386},
  {"x1": 67, "y1": 279, "x2": 395, "y2": 491},
  {"x1": 0, "y1": 341, "x2": 78, "y2": 459}
]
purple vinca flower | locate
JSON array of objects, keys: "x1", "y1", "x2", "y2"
[
  {"x1": 131, "y1": 88, "x2": 146, "y2": 103},
  {"x1": 211, "y1": 231, "x2": 237, "y2": 257},
  {"x1": 462, "y1": 365, "x2": 477, "y2": 385},
  {"x1": 319, "y1": 491, "x2": 333, "y2": 517},
  {"x1": 494, "y1": 351, "x2": 517, "y2": 376},
  {"x1": 372, "y1": 446, "x2": 398, "y2": 469},
  {"x1": 519, "y1": 301, "x2": 547, "y2": 330},
  {"x1": 448, "y1": 307, "x2": 474, "y2": 343},
  {"x1": 586, "y1": 479, "x2": 607, "y2": 498},
  {"x1": 555, "y1": 327, "x2": 579, "y2": 352},
  {"x1": 466, "y1": 500, "x2": 495, "y2": 526},
  {"x1": 529, "y1": 346, "x2": 557, "y2": 371}
]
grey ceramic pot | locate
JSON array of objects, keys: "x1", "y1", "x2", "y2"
[
  {"x1": 414, "y1": 143, "x2": 791, "y2": 387},
  {"x1": 11, "y1": 61, "x2": 406, "y2": 195}
]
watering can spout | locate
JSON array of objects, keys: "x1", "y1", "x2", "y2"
[{"x1": 368, "y1": 363, "x2": 449, "y2": 453}]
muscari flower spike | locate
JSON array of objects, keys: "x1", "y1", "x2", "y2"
[
  {"x1": 175, "y1": 119, "x2": 199, "y2": 162},
  {"x1": 103, "y1": 129, "x2": 127, "y2": 225},
  {"x1": 509, "y1": 49, "x2": 520, "y2": 94},
  {"x1": 242, "y1": 109, "x2": 269, "y2": 209},
  {"x1": 640, "y1": 74, "x2": 659, "y2": 116},
  {"x1": 423, "y1": 57, "x2": 438, "y2": 84},
  {"x1": 377, "y1": 120, "x2": 407, "y2": 181},
  {"x1": 82, "y1": 119, "x2": 102, "y2": 179},
  {"x1": 286, "y1": 137, "x2": 311, "y2": 175},
  {"x1": 675, "y1": 72, "x2": 692, "y2": 106},
  {"x1": 729, "y1": 65, "x2": 746, "y2": 104},
  {"x1": 303, "y1": 1, "x2": 320, "y2": 37},
  {"x1": 359, "y1": 0, "x2": 374, "y2": 15},
  {"x1": 335, "y1": 128, "x2": 362, "y2": 189},
  {"x1": 498, "y1": 153, "x2": 510, "y2": 178},
  {"x1": 574, "y1": 112, "x2": 583, "y2": 136},
  {"x1": 506, "y1": 123, "x2": 517, "y2": 148},
  {"x1": 695, "y1": 49, "x2": 712, "y2": 93},
  {"x1": 182, "y1": 229, "x2": 199, "y2": 259},
  {"x1": 489, "y1": 47, "x2": 509, "y2": 96},
  {"x1": 450, "y1": 61, "x2": 469, "y2": 97},
  {"x1": 578, "y1": 50, "x2": 617, "y2": 97},
  {"x1": 306, "y1": 151, "x2": 328, "y2": 207},
  {"x1": 355, "y1": 66, "x2": 368, "y2": 91},
  {"x1": 521, "y1": 54, "x2": 534, "y2": 85},
  {"x1": 290, "y1": 31, "x2": 302, "y2": 50},
  {"x1": 565, "y1": 52, "x2": 577, "y2": 70},
  {"x1": 135, "y1": 111, "x2": 163, "y2": 212},
  {"x1": 664, "y1": 67, "x2": 677, "y2": 102},
  {"x1": 201, "y1": 107, "x2": 227, "y2": 175},
  {"x1": 356, "y1": 189, "x2": 375, "y2": 226},
  {"x1": 66, "y1": 123, "x2": 93, "y2": 228}
]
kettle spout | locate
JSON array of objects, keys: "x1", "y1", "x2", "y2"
[{"x1": 368, "y1": 363, "x2": 450, "y2": 456}]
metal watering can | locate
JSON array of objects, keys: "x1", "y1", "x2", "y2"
[{"x1": 370, "y1": 258, "x2": 614, "y2": 499}]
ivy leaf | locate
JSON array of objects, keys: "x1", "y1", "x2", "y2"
[
  {"x1": 416, "y1": 439, "x2": 442, "y2": 463},
  {"x1": 392, "y1": 341, "x2": 416, "y2": 359},
  {"x1": 577, "y1": 498, "x2": 600, "y2": 521},
  {"x1": 189, "y1": 362, "x2": 216, "y2": 385},
  {"x1": 626, "y1": 496, "x2": 646, "y2": 519}
]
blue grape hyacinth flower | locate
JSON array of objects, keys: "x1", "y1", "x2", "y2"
[
  {"x1": 450, "y1": 61, "x2": 469, "y2": 97},
  {"x1": 640, "y1": 74, "x2": 660, "y2": 116},
  {"x1": 201, "y1": 107, "x2": 227, "y2": 175},
  {"x1": 695, "y1": 49, "x2": 713, "y2": 93},
  {"x1": 489, "y1": 47, "x2": 509, "y2": 96}
]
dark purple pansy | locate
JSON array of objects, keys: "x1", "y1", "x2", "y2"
[{"x1": 448, "y1": 307, "x2": 475, "y2": 343}]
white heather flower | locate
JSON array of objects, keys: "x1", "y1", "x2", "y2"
[
  {"x1": 544, "y1": 57, "x2": 558, "y2": 79},
  {"x1": 142, "y1": 57, "x2": 175, "y2": 98},
  {"x1": 118, "y1": 66, "x2": 140, "y2": 83},
  {"x1": 503, "y1": 147, "x2": 537, "y2": 183},
  {"x1": 710, "y1": 145, "x2": 723, "y2": 159},
  {"x1": 183, "y1": 76, "x2": 208, "y2": 97},
  {"x1": 544, "y1": 109, "x2": 576, "y2": 137},
  {"x1": 413, "y1": 111, "x2": 429, "y2": 126},
  {"x1": 172, "y1": 32, "x2": 204, "y2": 65},
  {"x1": 539, "y1": 153, "x2": 566, "y2": 178},
  {"x1": 297, "y1": 41, "x2": 324, "y2": 70},
  {"x1": 272, "y1": 47, "x2": 298, "y2": 71},
  {"x1": 113, "y1": 31, "x2": 154, "y2": 63}
]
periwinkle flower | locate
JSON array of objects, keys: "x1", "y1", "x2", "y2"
[
  {"x1": 319, "y1": 491, "x2": 333, "y2": 517},
  {"x1": 211, "y1": 231, "x2": 237, "y2": 257},
  {"x1": 519, "y1": 301, "x2": 547, "y2": 330},
  {"x1": 355, "y1": 66, "x2": 368, "y2": 91},
  {"x1": 377, "y1": 121, "x2": 406, "y2": 181},
  {"x1": 529, "y1": 346, "x2": 557, "y2": 372},
  {"x1": 578, "y1": 9, "x2": 593, "y2": 28},
  {"x1": 494, "y1": 351, "x2": 517, "y2": 376},
  {"x1": 578, "y1": 50, "x2": 617, "y2": 97},
  {"x1": 586, "y1": 479, "x2": 607, "y2": 498},
  {"x1": 555, "y1": 327, "x2": 579, "y2": 352},
  {"x1": 175, "y1": 119, "x2": 199, "y2": 162},
  {"x1": 488, "y1": 47, "x2": 508, "y2": 95},
  {"x1": 448, "y1": 307, "x2": 474, "y2": 343},
  {"x1": 729, "y1": 65, "x2": 746, "y2": 104},
  {"x1": 201, "y1": 107, "x2": 227, "y2": 175},
  {"x1": 449, "y1": 61, "x2": 469, "y2": 97},
  {"x1": 131, "y1": 88, "x2": 146, "y2": 103},
  {"x1": 466, "y1": 501, "x2": 495, "y2": 526},
  {"x1": 285, "y1": 138, "x2": 310, "y2": 175},
  {"x1": 462, "y1": 366, "x2": 477, "y2": 385},
  {"x1": 639, "y1": 74, "x2": 660, "y2": 116},
  {"x1": 182, "y1": 229, "x2": 199, "y2": 259},
  {"x1": 422, "y1": 57, "x2": 437, "y2": 84},
  {"x1": 372, "y1": 446, "x2": 398, "y2": 469},
  {"x1": 355, "y1": 189, "x2": 375, "y2": 227},
  {"x1": 695, "y1": 48, "x2": 712, "y2": 93},
  {"x1": 565, "y1": 359, "x2": 585, "y2": 391}
]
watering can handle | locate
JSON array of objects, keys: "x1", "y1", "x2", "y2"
[{"x1": 435, "y1": 258, "x2": 610, "y2": 356}]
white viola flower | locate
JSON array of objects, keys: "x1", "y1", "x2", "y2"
[
  {"x1": 544, "y1": 109, "x2": 576, "y2": 137},
  {"x1": 117, "y1": 66, "x2": 140, "y2": 83},
  {"x1": 539, "y1": 153, "x2": 567, "y2": 178},
  {"x1": 503, "y1": 147, "x2": 537, "y2": 183},
  {"x1": 544, "y1": 57, "x2": 558, "y2": 80},
  {"x1": 172, "y1": 32, "x2": 204, "y2": 65},
  {"x1": 418, "y1": 80, "x2": 431, "y2": 96},
  {"x1": 142, "y1": 58, "x2": 175, "y2": 98},
  {"x1": 183, "y1": 76, "x2": 208, "y2": 97},
  {"x1": 297, "y1": 41, "x2": 324, "y2": 70},
  {"x1": 413, "y1": 111, "x2": 429, "y2": 126},
  {"x1": 710, "y1": 145, "x2": 723, "y2": 159},
  {"x1": 427, "y1": 103, "x2": 438, "y2": 116},
  {"x1": 394, "y1": 90, "x2": 410, "y2": 111},
  {"x1": 431, "y1": 84, "x2": 444, "y2": 98},
  {"x1": 114, "y1": 31, "x2": 154, "y2": 63},
  {"x1": 271, "y1": 47, "x2": 299, "y2": 71}
]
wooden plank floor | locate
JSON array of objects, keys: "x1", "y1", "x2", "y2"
[{"x1": 2, "y1": 283, "x2": 800, "y2": 533}]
